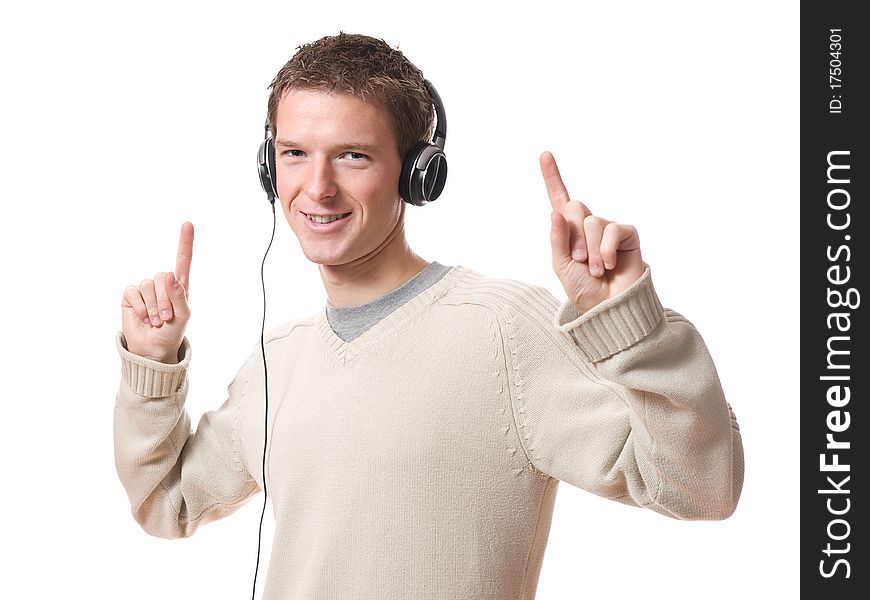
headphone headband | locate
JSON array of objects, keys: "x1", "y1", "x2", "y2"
[{"x1": 424, "y1": 79, "x2": 447, "y2": 150}]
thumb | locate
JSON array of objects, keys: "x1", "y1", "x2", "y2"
[
  {"x1": 550, "y1": 211, "x2": 572, "y2": 266},
  {"x1": 167, "y1": 272, "x2": 190, "y2": 319}
]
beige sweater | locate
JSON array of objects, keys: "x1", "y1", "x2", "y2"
[{"x1": 114, "y1": 264, "x2": 743, "y2": 599}]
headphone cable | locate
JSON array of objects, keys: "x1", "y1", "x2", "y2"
[{"x1": 252, "y1": 201, "x2": 277, "y2": 599}]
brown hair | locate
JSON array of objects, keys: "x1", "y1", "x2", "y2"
[{"x1": 267, "y1": 32, "x2": 434, "y2": 157}]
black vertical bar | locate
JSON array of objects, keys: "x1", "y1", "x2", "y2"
[{"x1": 802, "y1": 2, "x2": 867, "y2": 596}]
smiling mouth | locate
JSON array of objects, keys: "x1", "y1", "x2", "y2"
[{"x1": 303, "y1": 212, "x2": 351, "y2": 224}]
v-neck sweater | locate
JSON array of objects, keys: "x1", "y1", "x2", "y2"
[{"x1": 114, "y1": 263, "x2": 744, "y2": 600}]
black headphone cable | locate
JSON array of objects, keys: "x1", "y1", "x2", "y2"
[{"x1": 252, "y1": 200, "x2": 276, "y2": 599}]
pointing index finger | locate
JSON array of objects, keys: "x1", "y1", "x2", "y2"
[
  {"x1": 540, "y1": 151, "x2": 571, "y2": 210},
  {"x1": 175, "y1": 222, "x2": 194, "y2": 292}
]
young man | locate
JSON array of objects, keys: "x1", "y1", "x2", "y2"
[{"x1": 115, "y1": 33, "x2": 743, "y2": 599}]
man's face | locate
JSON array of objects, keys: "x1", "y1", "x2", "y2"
[{"x1": 273, "y1": 90, "x2": 405, "y2": 267}]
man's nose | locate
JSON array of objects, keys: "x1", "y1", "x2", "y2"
[{"x1": 304, "y1": 157, "x2": 338, "y2": 202}]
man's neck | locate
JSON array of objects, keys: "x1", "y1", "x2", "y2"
[{"x1": 318, "y1": 235, "x2": 429, "y2": 308}]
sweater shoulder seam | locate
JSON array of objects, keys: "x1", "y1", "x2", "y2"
[{"x1": 234, "y1": 315, "x2": 316, "y2": 478}]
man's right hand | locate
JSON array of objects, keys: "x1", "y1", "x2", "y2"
[{"x1": 120, "y1": 222, "x2": 194, "y2": 364}]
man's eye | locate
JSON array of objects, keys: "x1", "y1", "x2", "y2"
[
  {"x1": 283, "y1": 149, "x2": 304, "y2": 157},
  {"x1": 345, "y1": 152, "x2": 367, "y2": 160}
]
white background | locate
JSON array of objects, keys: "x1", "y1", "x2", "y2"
[{"x1": 0, "y1": 1, "x2": 798, "y2": 598}]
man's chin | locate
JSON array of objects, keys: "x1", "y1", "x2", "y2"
[{"x1": 301, "y1": 247, "x2": 350, "y2": 267}]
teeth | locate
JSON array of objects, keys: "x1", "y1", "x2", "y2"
[{"x1": 307, "y1": 213, "x2": 349, "y2": 224}]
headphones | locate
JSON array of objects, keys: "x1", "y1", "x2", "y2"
[{"x1": 257, "y1": 79, "x2": 447, "y2": 207}]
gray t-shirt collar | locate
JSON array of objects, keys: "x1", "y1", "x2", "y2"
[{"x1": 326, "y1": 261, "x2": 453, "y2": 342}]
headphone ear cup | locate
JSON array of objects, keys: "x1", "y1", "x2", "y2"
[
  {"x1": 400, "y1": 142, "x2": 448, "y2": 206},
  {"x1": 257, "y1": 137, "x2": 278, "y2": 203}
]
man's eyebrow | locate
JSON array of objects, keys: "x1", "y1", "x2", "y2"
[
  {"x1": 273, "y1": 139, "x2": 376, "y2": 153},
  {"x1": 339, "y1": 143, "x2": 376, "y2": 153}
]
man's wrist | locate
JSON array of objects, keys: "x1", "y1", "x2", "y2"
[{"x1": 120, "y1": 336, "x2": 182, "y2": 365}]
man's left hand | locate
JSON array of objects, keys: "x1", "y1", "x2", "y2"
[{"x1": 540, "y1": 151, "x2": 645, "y2": 314}]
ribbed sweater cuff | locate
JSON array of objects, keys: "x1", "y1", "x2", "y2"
[
  {"x1": 553, "y1": 264, "x2": 664, "y2": 363},
  {"x1": 115, "y1": 332, "x2": 190, "y2": 398}
]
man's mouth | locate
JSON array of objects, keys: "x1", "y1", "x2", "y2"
[{"x1": 303, "y1": 212, "x2": 351, "y2": 224}]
